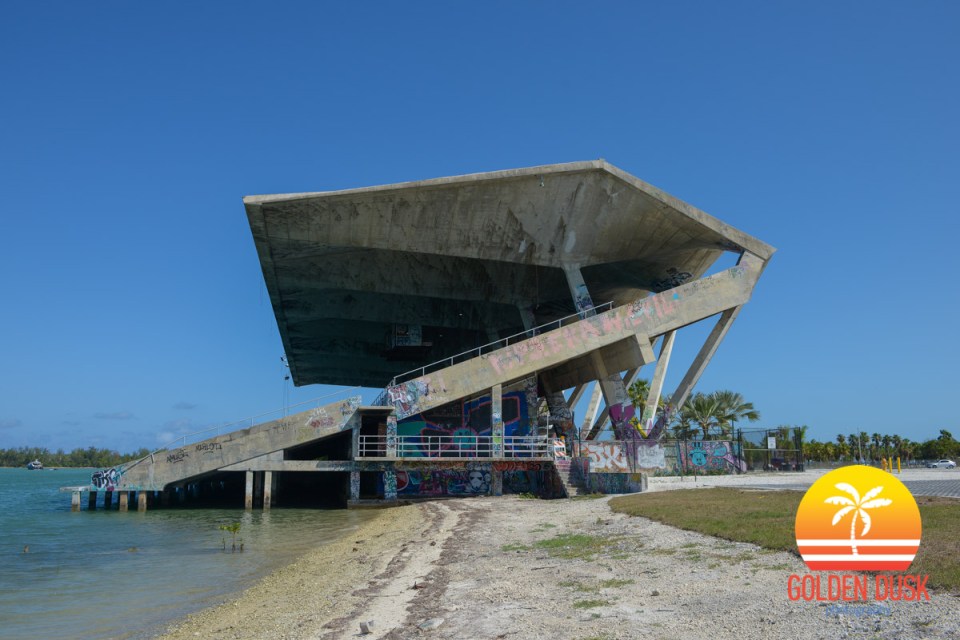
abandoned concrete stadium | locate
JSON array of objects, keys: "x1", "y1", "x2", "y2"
[{"x1": 65, "y1": 160, "x2": 774, "y2": 511}]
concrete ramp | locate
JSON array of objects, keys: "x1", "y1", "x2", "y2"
[{"x1": 102, "y1": 396, "x2": 361, "y2": 491}]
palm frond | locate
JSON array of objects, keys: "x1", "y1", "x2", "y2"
[
  {"x1": 859, "y1": 498, "x2": 892, "y2": 510},
  {"x1": 833, "y1": 482, "x2": 860, "y2": 503},
  {"x1": 861, "y1": 486, "x2": 885, "y2": 502},
  {"x1": 830, "y1": 505, "x2": 855, "y2": 526},
  {"x1": 859, "y1": 509, "x2": 871, "y2": 537},
  {"x1": 824, "y1": 496, "x2": 855, "y2": 506}
]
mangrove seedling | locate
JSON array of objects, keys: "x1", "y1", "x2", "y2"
[{"x1": 219, "y1": 522, "x2": 243, "y2": 552}]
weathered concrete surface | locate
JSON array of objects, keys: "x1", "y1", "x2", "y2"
[
  {"x1": 386, "y1": 257, "x2": 763, "y2": 420},
  {"x1": 114, "y1": 396, "x2": 361, "y2": 491},
  {"x1": 245, "y1": 160, "x2": 775, "y2": 387}
]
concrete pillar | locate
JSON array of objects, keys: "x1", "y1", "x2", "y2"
[
  {"x1": 119, "y1": 491, "x2": 129, "y2": 512},
  {"x1": 350, "y1": 471, "x2": 360, "y2": 501},
  {"x1": 386, "y1": 414, "x2": 398, "y2": 458},
  {"x1": 545, "y1": 391, "x2": 575, "y2": 441},
  {"x1": 71, "y1": 491, "x2": 81, "y2": 512},
  {"x1": 384, "y1": 467, "x2": 397, "y2": 500},
  {"x1": 642, "y1": 330, "x2": 676, "y2": 438},
  {"x1": 671, "y1": 307, "x2": 742, "y2": 410},
  {"x1": 103, "y1": 491, "x2": 113, "y2": 509},
  {"x1": 563, "y1": 264, "x2": 595, "y2": 317},
  {"x1": 491, "y1": 383, "x2": 504, "y2": 457},
  {"x1": 491, "y1": 469, "x2": 503, "y2": 496},
  {"x1": 591, "y1": 352, "x2": 634, "y2": 441},
  {"x1": 137, "y1": 492, "x2": 147, "y2": 512},
  {"x1": 263, "y1": 471, "x2": 273, "y2": 510},
  {"x1": 244, "y1": 471, "x2": 254, "y2": 510},
  {"x1": 517, "y1": 305, "x2": 537, "y2": 334},
  {"x1": 581, "y1": 383, "x2": 603, "y2": 438},
  {"x1": 88, "y1": 491, "x2": 97, "y2": 511}
]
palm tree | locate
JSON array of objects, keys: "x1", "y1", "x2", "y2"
[
  {"x1": 825, "y1": 483, "x2": 892, "y2": 555},
  {"x1": 682, "y1": 392, "x2": 719, "y2": 439},
  {"x1": 712, "y1": 390, "x2": 760, "y2": 438}
]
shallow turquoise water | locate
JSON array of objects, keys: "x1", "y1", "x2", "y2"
[{"x1": 0, "y1": 468, "x2": 379, "y2": 639}]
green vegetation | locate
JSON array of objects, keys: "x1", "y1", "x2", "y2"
[
  {"x1": 807, "y1": 429, "x2": 960, "y2": 465},
  {"x1": 219, "y1": 522, "x2": 243, "y2": 552},
  {"x1": 609, "y1": 489, "x2": 960, "y2": 592},
  {"x1": 501, "y1": 533, "x2": 620, "y2": 561},
  {"x1": 0, "y1": 446, "x2": 151, "y2": 468}
]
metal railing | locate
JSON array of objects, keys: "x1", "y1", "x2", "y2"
[
  {"x1": 388, "y1": 301, "x2": 614, "y2": 386},
  {"x1": 357, "y1": 435, "x2": 553, "y2": 459}
]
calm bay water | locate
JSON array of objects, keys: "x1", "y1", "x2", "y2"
[{"x1": 0, "y1": 468, "x2": 380, "y2": 639}]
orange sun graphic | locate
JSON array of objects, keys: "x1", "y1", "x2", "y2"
[{"x1": 795, "y1": 465, "x2": 921, "y2": 571}]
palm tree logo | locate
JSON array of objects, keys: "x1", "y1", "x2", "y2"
[{"x1": 824, "y1": 482, "x2": 892, "y2": 555}]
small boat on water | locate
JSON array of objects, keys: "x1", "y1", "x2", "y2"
[{"x1": 27, "y1": 460, "x2": 43, "y2": 470}]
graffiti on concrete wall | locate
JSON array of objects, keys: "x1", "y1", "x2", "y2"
[
  {"x1": 485, "y1": 264, "x2": 753, "y2": 379},
  {"x1": 306, "y1": 406, "x2": 335, "y2": 429},
  {"x1": 651, "y1": 267, "x2": 692, "y2": 292},
  {"x1": 581, "y1": 441, "x2": 666, "y2": 472},
  {"x1": 388, "y1": 376, "x2": 449, "y2": 419},
  {"x1": 582, "y1": 472, "x2": 644, "y2": 494},
  {"x1": 679, "y1": 441, "x2": 746, "y2": 472},
  {"x1": 91, "y1": 467, "x2": 123, "y2": 491},
  {"x1": 394, "y1": 462, "x2": 492, "y2": 496},
  {"x1": 397, "y1": 391, "x2": 530, "y2": 457}
]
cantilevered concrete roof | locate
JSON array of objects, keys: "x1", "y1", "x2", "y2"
[{"x1": 244, "y1": 161, "x2": 774, "y2": 388}]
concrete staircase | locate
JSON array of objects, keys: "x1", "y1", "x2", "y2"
[{"x1": 553, "y1": 459, "x2": 585, "y2": 498}]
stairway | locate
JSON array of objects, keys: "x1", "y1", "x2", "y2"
[{"x1": 553, "y1": 459, "x2": 585, "y2": 498}]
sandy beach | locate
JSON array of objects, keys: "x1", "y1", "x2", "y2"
[{"x1": 157, "y1": 489, "x2": 960, "y2": 640}]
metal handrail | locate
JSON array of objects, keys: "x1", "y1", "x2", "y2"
[
  {"x1": 388, "y1": 301, "x2": 614, "y2": 386},
  {"x1": 357, "y1": 434, "x2": 554, "y2": 459}
]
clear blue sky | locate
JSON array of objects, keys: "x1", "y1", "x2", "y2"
[{"x1": 2, "y1": 2, "x2": 958, "y2": 452}]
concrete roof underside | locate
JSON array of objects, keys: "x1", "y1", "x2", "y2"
[{"x1": 245, "y1": 161, "x2": 774, "y2": 388}]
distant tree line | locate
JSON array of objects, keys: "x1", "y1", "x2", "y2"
[
  {"x1": 0, "y1": 446, "x2": 151, "y2": 468},
  {"x1": 804, "y1": 430, "x2": 959, "y2": 464}
]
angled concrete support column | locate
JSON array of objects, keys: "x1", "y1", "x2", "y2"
[
  {"x1": 580, "y1": 383, "x2": 603, "y2": 436},
  {"x1": 671, "y1": 307, "x2": 742, "y2": 410},
  {"x1": 563, "y1": 264, "x2": 596, "y2": 317},
  {"x1": 386, "y1": 415, "x2": 398, "y2": 458},
  {"x1": 244, "y1": 471, "x2": 254, "y2": 510},
  {"x1": 567, "y1": 383, "x2": 587, "y2": 410},
  {"x1": 263, "y1": 471, "x2": 273, "y2": 510},
  {"x1": 517, "y1": 305, "x2": 537, "y2": 333},
  {"x1": 491, "y1": 383, "x2": 504, "y2": 457},
  {"x1": 350, "y1": 471, "x2": 360, "y2": 501},
  {"x1": 642, "y1": 331, "x2": 676, "y2": 429},
  {"x1": 384, "y1": 466, "x2": 397, "y2": 501},
  {"x1": 591, "y1": 352, "x2": 633, "y2": 440}
]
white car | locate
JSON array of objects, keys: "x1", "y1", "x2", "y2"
[{"x1": 927, "y1": 459, "x2": 957, "y2": 468}]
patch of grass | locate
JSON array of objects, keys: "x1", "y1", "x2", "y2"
[
  {"x1": 558, "y1": 580, "x2": 599, "y2": 592},
  {"x1": 572, "y1": 599, "x2": 610, "y2": 609},
  {"x1": 501, "y1": 543, "x2": 530, "y2": 552},
  {"x1": 609, "y1": 490, "x2": 960, "y2": 592},
  {"x1": 533, "y1": 533, "x2": 618, "y2": 560},
  {"x1": 571, "y1": 493, "x2": 606, "y2": 500},
  {"x1": 648, "y1": 547, "x2": 677, "y2": 556},
  {"x1": 599, "y1": 578, "x2": 634, "y2": 588}
]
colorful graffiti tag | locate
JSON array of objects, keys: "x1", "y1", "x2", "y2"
[
  {"x1": 396, "y1": 391, "x2": 530, "y2": 458},
  {"x1": 91, "y1": 467, "x2": 123, "y2": 491},
  {"x1": 678, "y1": 440, "x2": 746, "y2": 472}
]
